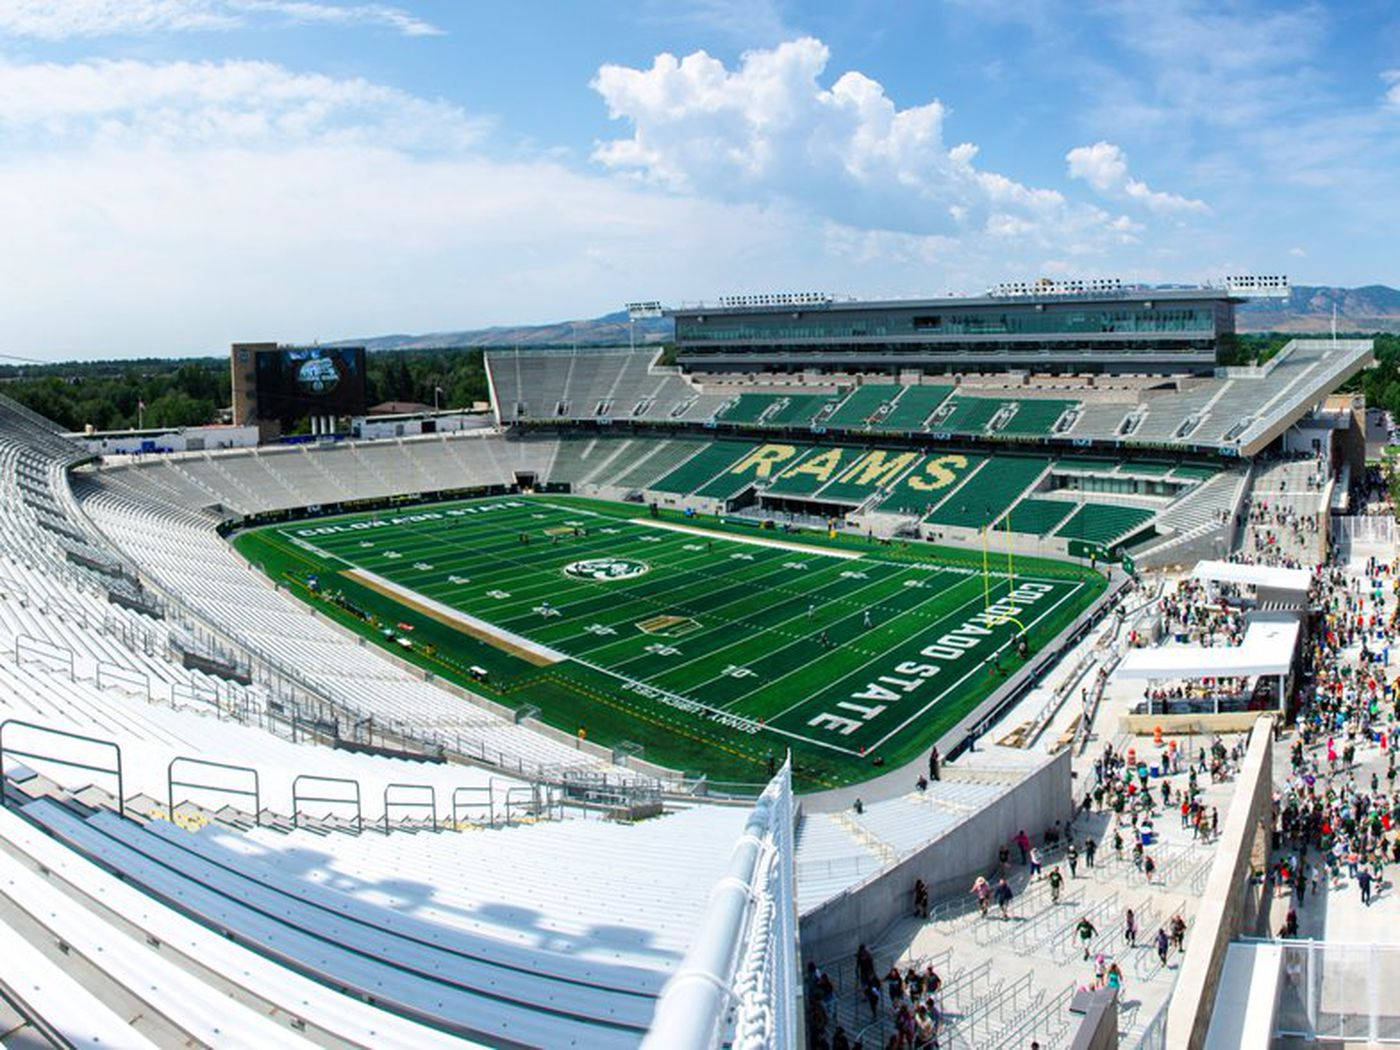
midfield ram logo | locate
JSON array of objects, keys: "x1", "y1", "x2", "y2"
[{"x1": 562, "y1": 557, "x2": 650, "y2": 581}]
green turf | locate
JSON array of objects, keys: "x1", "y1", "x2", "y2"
[{"x1": 233, "y1": 494, "x2": 1104, "y2": 791}]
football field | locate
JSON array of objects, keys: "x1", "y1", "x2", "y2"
[{"x1": 233, "y1": 495, "x2": 1105, "y2": 790}]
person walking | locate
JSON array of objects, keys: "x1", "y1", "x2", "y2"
[
  {"x1": 1029, "y1": 846, "x2": 1043, "y2": 879},
  {"x1": 971, "y1": 875, "x2": 991, "y2": 917},
  {"x1": 1169, "y1": 913, "x2": 1187, "y2": 953},
  {"x1": 994, "y1": 876, "x2": 1014, "y2": 919},
  {"x1": 1015, "y1": 829, "x2": 1031, "y2": 864},
  {"x1": 1066, "y1": 842, "x2": 1079, "y2": 878},
  {"x1": 913, "y1": 878, "x2": 929, "y2": 918},
  {"x1": 1155, "y1": 926, "x2": 1170, "y2": 968},
  {"x1": 1358, "y1": 867, "x2": 1374, "y2": 906},
  {"x1": 1084, "y1": 836, "x2": 1097, "y2": 869},
  {"x1": 1048, "y1": 865, "x2": 1064, "y2": 904},
  {"x1": 1124, "y1": 907, "x2": 1138, "y2": 947},
  {"x1": 1075, "y1": 915, "x2": 1097, "y2": 959}
]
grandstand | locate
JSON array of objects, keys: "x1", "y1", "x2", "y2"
[
  {"x1": 486, "y1": 336, "x2": 1372, "y2": 456},
  {"x1": 0, "y1": 270, "x2": 1382, "y2": 1047}
]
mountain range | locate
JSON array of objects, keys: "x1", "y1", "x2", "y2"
[
  {"x1": 1235, "y1": 284, "x2": 1400, "y2": 333},
  {"x1": 334, "y1": 285, "x2": 1400, "y2": 351}
]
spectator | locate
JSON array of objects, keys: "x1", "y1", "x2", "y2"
[
  {"x1": 971, "y1": 875, "x2": 991, "y2": 917},
  {"x1": 1076, "y1": 915, "x2": 1097, "y2": 960},
  {"x1": 995, "y1": 877, "x2": 1015, "y2": 919}
]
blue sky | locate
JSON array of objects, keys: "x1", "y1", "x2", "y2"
[{"x1": 2, "y1": 0, "x2": 1399, "y2": 358}]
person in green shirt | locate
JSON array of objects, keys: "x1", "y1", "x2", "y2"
[
  {"x1": 1076, "y1": 916, "x2": 1097, "y2": 959},
  {"x1": 1048, "y1": 865, "x2": 1064, "y2": 903}
]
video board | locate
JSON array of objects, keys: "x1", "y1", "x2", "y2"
[{"x1": 253, "y1": 347, "x2": 367, "y2": 420}]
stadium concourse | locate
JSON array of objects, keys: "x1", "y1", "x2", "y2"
[{"x1": 0, "y1": 310, "x2": 1389, "y2": 1048}]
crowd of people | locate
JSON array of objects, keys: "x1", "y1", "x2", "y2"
[
  {"x1": 1272, "y1": 550, "x2": 1400, "y2": 925},
  {"x1": 1158, "y1": 577, "x2": 1245, "y2": 646}
]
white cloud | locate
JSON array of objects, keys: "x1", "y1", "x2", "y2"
[
  {"x1": 0, "y1": 58, "x2": 480, "y2": 149},
  {"x1": 1065, "y1": 141, "x2": 1208, "y2": 215},
  {"x1": 1289, "y1": 246, "x2": 1306, "y2": 258},
  {"x1": 591, "y1": 37, "x2": 1119, "y2": 241},
  {"x1": 0, "y1": 0, "x2": 442, "y2": 39},
  {"x1": 1384, "y1": 71, "x2": 1400, "y2": 109},
  {"x1": 0, "y1": 50, "x2": 1229, "y2": 359}
]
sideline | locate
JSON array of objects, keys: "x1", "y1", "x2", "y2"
[
  {"x1": 342, "y1": 566, "x2": 565, "y2": 667},
  {"x1": 630, "y1": 518, "x2": 862, "y2": 559}
]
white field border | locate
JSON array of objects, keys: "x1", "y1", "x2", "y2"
[
  {"x1": 630, "y1": 518, "x2": 861, "y2": 559},
  {"x1": 342, "y1": 566, "x2": 567, "y2": 665}
]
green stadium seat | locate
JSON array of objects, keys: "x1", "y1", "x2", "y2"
[
  {"x1": 872, "y1": 386, "x2": 954, "y2": 430},
  {"x1": 1053, "y1": 503, "x2": 1156, "y2": 545},
  {"x1": 825, "y1": 386, "x2": 895, "y2": 428},
  {"x1": 1001, "y1": 498, "x2": 1076, "y2": 536},
  {"x1": 997, "y1": 399, "x2": 1078, "y2": 435},
  {"x1": 924, "y1": 456, "x2": 1052, "y2": 529},
  {"x1": 649, "y1": 442, "x2": 757, "y2": 495},
  {"x1": 931, "y1": 396, "x2": 1005, "y2": 434}
]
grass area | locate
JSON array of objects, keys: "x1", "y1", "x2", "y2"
[{"x1": 233, "y1": 494, "x2": 1105, "y2": 791}]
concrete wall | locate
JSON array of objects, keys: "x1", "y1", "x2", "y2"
[
  {"x1": 1120, "y1": 711, "x2": 1277, "y2": 736},
  {"x1": 1165, "y1": 717, "x2": 1274, "y2": 1050},
  {"x1": 1069, "y1": 988, "x2": 1120, "y2": 1050},
  {"x1": 799, "y1": 748, "x2": 1072, "y2": 964}
]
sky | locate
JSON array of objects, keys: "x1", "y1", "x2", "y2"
[{"x1": 1, "y1": 0, "x2": 1399, "y2": 359}]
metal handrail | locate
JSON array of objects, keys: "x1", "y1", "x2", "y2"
[
  {"x1": 291, "y1": 773, "x2": 361, "y2": 833},
  {"x1": 504, "y1": 785, "x2": 540, "y2": 824},
  {"x1": 14, "y1": 634, "x2": 74, "y2": 681},
  {"x1": 0, "y1": 718, "x2": 124, "y2": 818},
  {"x1": 383, "y1": 782, "x2": 436, "y2": 834},
  {"x1": 167, "y1": 756, "x2": 260, "y2": 826},
  {"x1": 451, "y1": 785, "x2": 493, "y2": 827}
]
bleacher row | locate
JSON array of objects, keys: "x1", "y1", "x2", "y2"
[
  {"x1": 632, "y1": 438, "x2": 1191, "y2": 547},
  {"x1": 92, "y1": 427, "x2": 1240, "y2": 558},
  {"x1": 485, "y1": 339, "x2": 1373, "y2": 452},
  {"x1": 0, "y1": 411, "x2": 811, "y2": 1047}
]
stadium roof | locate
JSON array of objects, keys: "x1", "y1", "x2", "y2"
[
  {"x1": 1117, "y1": 614, "x2": 1300, "y2": 679},
  {"x1": 668, "y1": 285, "x2": 1240, "y2": 316},
  {"x1": 1192, "y1": 560, "x2": 1311, "y2": 596}
]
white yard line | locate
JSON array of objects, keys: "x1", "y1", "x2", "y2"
[
  {"x1": 342, "y1": 566, "x2": 567, "y2": 665},
  {"x1": 630, "y1": 518, "x2": 863, "y2": 559}
]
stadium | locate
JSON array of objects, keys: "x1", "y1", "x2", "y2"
[{"x1": 0, "y1": 274, "x2": 1389, "y2": 1048}]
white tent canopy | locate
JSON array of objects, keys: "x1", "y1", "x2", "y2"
[
  {"x1": 1191, "y1": 560, "x2": 1311, "y2": 597},
  {"x1": 1118, "y1": 616, "x2": 1300, "y2": 680}
]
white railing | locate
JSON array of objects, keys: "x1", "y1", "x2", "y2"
[
  {"x1": 1272, "y1": 938, "x2": 1400, "y2": 1043},
  {"x1": 643, "y1": 762, "x2": 797, "y2": 1050}
]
